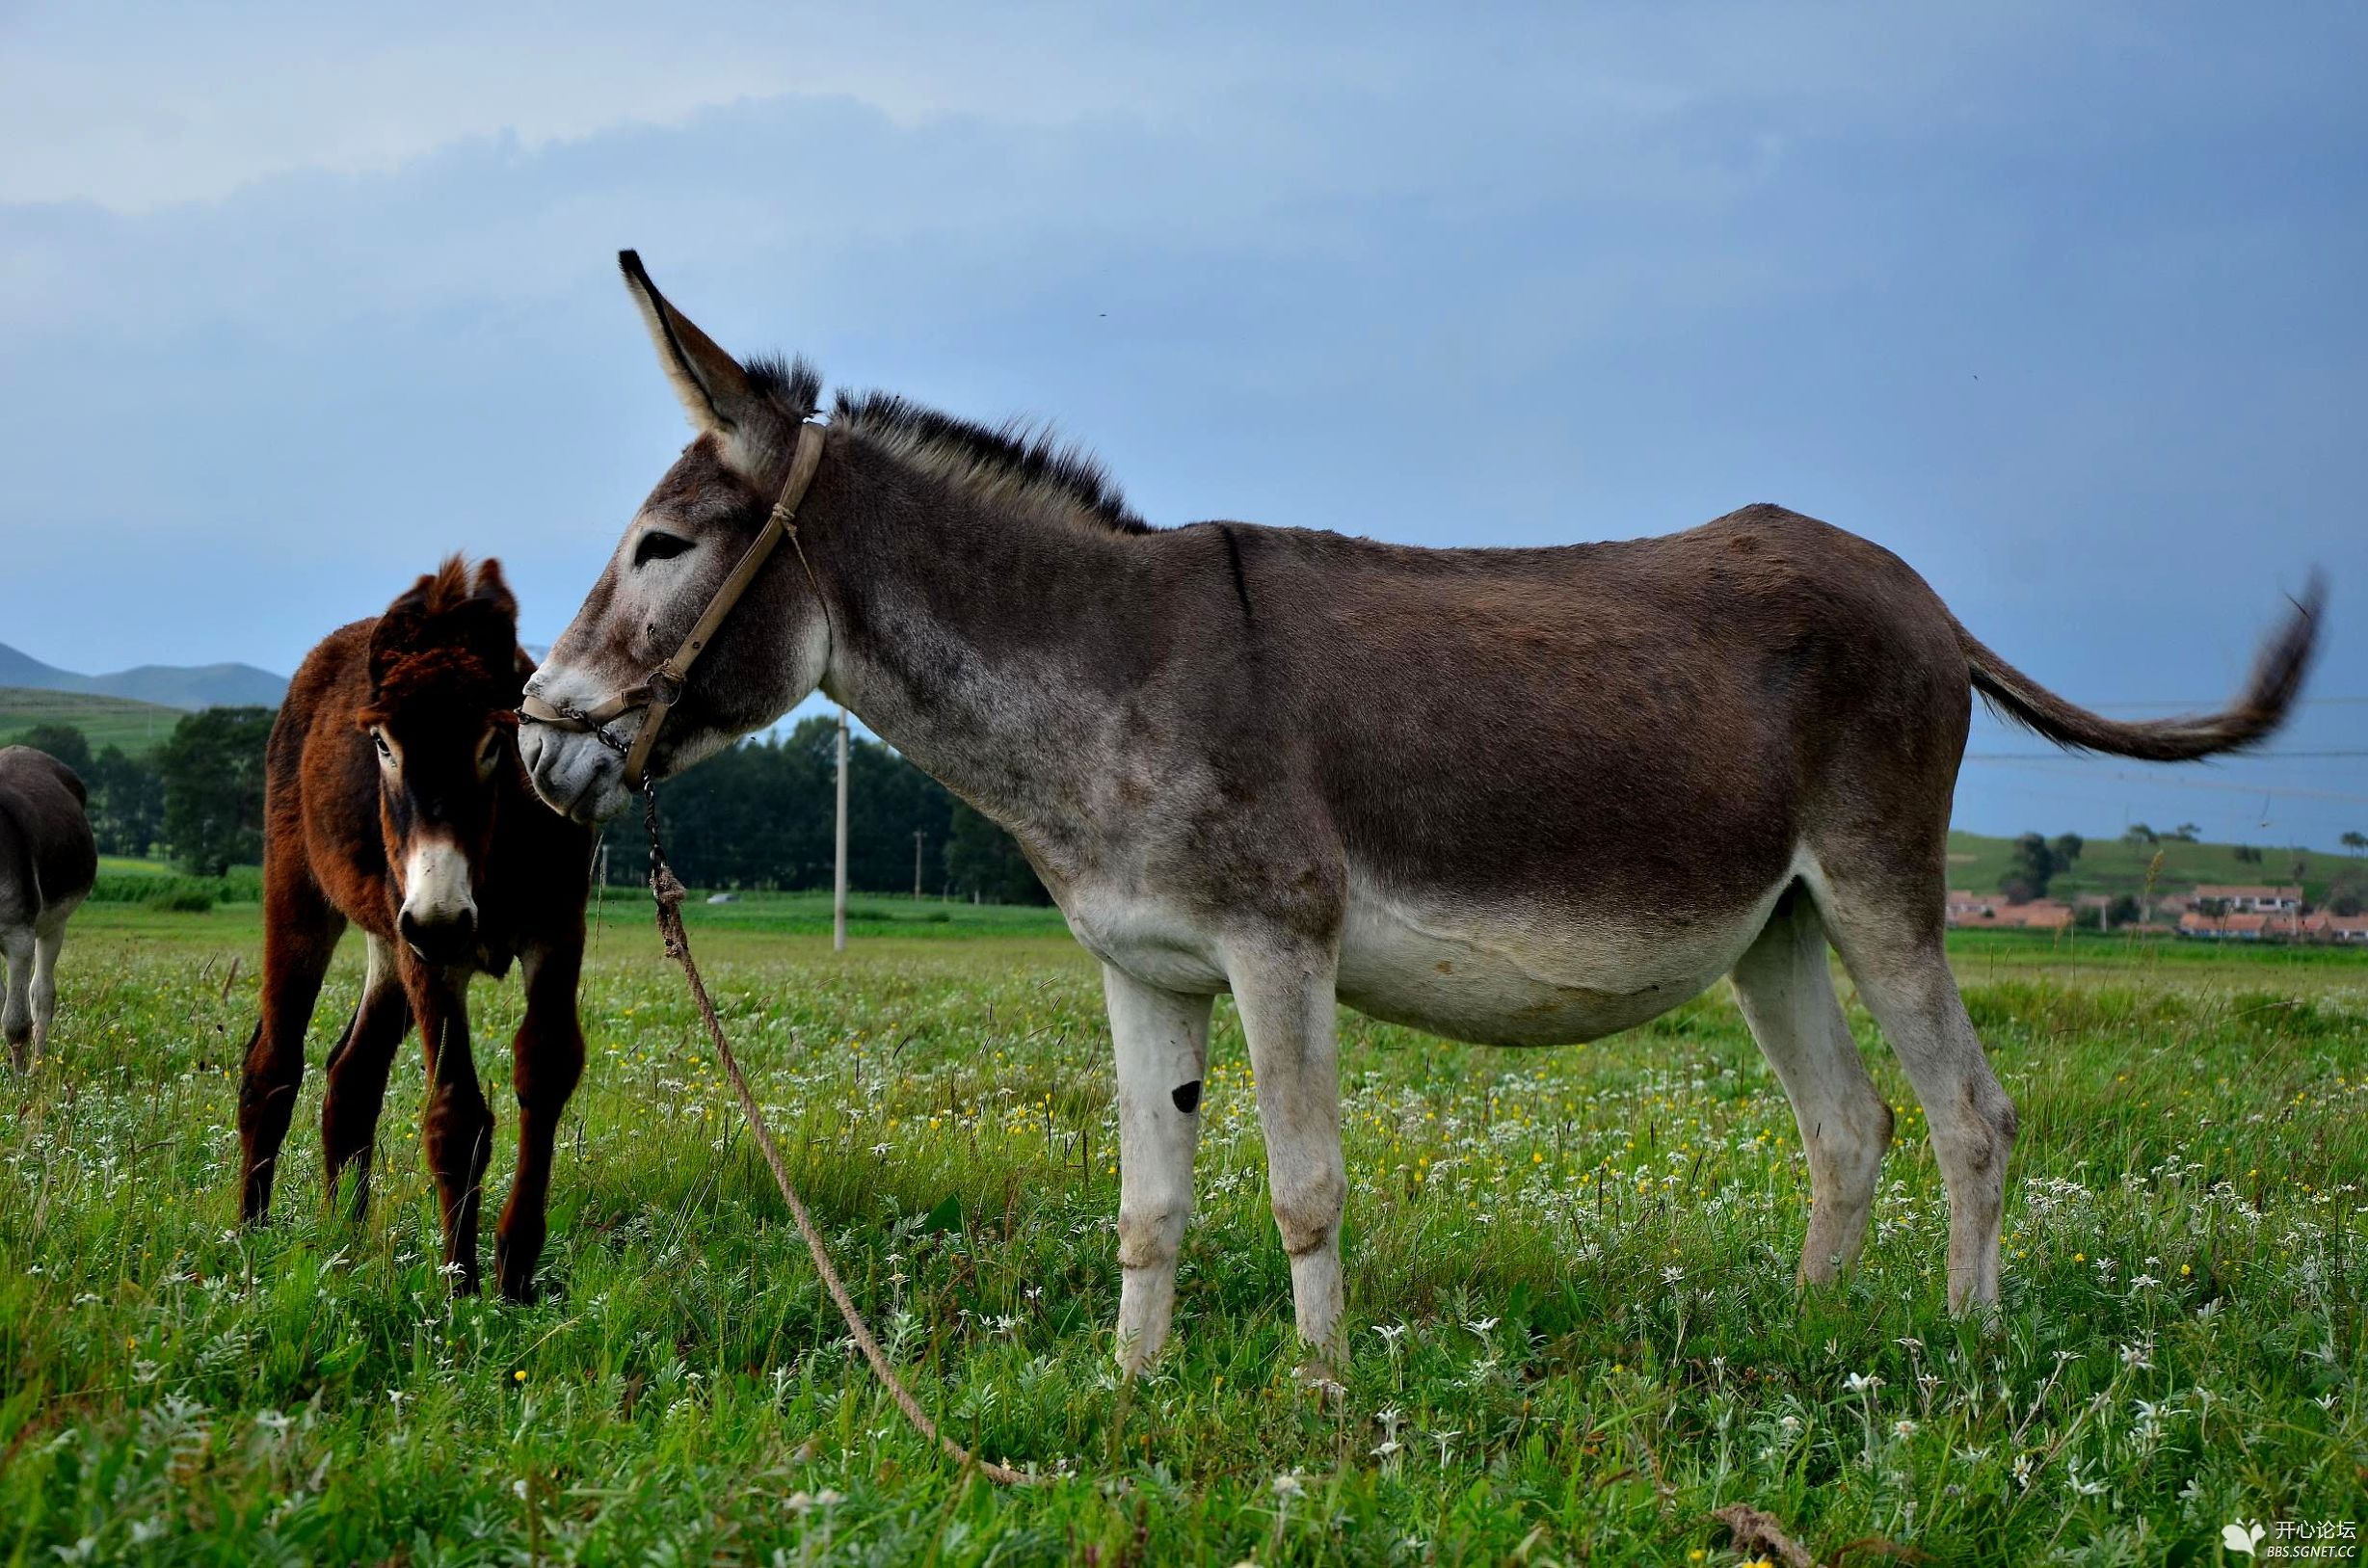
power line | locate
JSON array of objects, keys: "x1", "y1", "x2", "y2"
[
  {"x1": 2057, "y1": 696, "x2": 2368, "y2": 711},
  {"x1": 1963, "y1": 757, "x2": 2368, "y2": 806},
  {"x1": 1965, "y1": 749, "x2": 2368, "y2": 761}
]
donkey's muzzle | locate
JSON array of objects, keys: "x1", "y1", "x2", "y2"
[{"x1": 399, "y1": 906, "x2": 477, "y2": 967}]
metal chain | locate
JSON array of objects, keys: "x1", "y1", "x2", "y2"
[{"x1": 541, "y1": 698, "x2": 635, "y2": 762}]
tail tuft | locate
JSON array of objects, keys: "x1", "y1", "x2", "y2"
[{"x1": 1958, "y1": 572, "x2": 2324, "y2": 762}]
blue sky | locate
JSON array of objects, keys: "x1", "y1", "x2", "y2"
[{"x1": 3, "y1": 2, "x2": 2363, "y2": 848}]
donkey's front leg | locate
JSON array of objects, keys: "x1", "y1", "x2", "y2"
[
  {"x1": 1228, "y1": 941, "x2": 1347, "y2": 1367},
  {"x1": 495, "y1": 938, "x2": 586, "y2": 1304},
  {"x1": 1104, "y1": 965, "x2": 1212, "y2": 1375},
  {"x1": 406, "y1": 961, "x2": 491, "y2": 1294}
]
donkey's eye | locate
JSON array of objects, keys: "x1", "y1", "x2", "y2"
[
  {"x1": 633, "y1": 531, "x2": 693, "y2": 568},
  {"x1": 372, "y1": 731, "x2": 393, "y2": 760}
]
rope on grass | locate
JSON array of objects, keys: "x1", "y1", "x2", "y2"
[{"x1": 639, "y1": 784, "x2": 1037, "y2": 1488}]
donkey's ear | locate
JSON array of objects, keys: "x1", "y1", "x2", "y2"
[
  {"x1": 468, "y1": 559, "x2": 519, "y2": 622},
  {"x1": 365, "y1": 605, "x2": 419, "y2": 695},
  {"x1": 618, "y1": 250, "x2": 786, "y2": 475}
]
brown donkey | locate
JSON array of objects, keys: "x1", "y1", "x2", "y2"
[
  {"x1": 524, "y1": 254, "x2": 2321, "y2": 1370},
  {"x1": 239, "y1": 559, "x2": 595, "y2": 1300}
]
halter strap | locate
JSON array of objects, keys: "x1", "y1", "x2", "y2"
[{"x1": 520, "y1": 419, "x2": 829, "y2": 783}]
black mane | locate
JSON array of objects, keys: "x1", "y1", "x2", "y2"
[
  {"x1": 832, "y1": 387, "x2": 1148, "y2": 534},
  {"x1": 745, "y1": 354, "x2": 824, "y2": 419}
]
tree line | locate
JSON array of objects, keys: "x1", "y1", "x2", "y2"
[
  {"x1": 15, "y1": 711, "x2": 271, "y2": 876},
  {"x1": 592, "y1": 716, "x2": 1048, "y2": 903},
  {"x1": 13, "y1": 711, "x2": 1048, "y2": 903}
]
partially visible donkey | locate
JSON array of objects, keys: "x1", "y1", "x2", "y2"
[
  {"x1": 523, "y1": 252, "x2": 2321, "y2": 1370},
  {"x1": 0, "y1": 745, "x2": 96, "y2": 1068}
]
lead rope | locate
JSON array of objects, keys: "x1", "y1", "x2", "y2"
[{"x1": 635, "y1": 780, "x2": 1038, "y2": 1489}]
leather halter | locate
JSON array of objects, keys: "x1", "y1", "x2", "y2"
[{"x1": 519, "y1": 420, "x2": 829, "y2": 784}]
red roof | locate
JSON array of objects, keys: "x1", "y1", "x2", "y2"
[{"x1": 2180, "y1": 911, "x2": 2272, "y2": 935}]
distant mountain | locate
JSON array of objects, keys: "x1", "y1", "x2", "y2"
[
  {"x1": 0, "y1": 644, "x2": 78, "y2": 692},
  {"x1": 0, "y1": 641, "x2": 285, "y2": 709}
]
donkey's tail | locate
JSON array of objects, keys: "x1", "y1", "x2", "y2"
[{"x1": 1953, "y1": 573, "x2": 2325, "y2": 762}]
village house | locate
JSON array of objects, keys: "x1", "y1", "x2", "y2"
[
  {"x1": 2180, "y1": 910, "x2": 2276, "y2": 941},
  {"x1": 1945, "y1": 891, "x2": 2075, "y2": 930},
  {"x1": 1950, "y1": 883, "x2": 2356, "y2": 942},
  {"x1": 2191, "y1": 884, "x2": 2303, "y2": 914},
  {"x1": 2304, "y1": 912, "x2": 2368, "y2": 944},
  {"x1": 2178, "y1": 909, "x2": 2368, "y2": 943},
  {"x1": 1944, "y1": 890, "x2": 1995, "y2": 922}
]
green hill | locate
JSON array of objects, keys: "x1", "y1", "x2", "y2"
[
  {"x1": 1947, "y1": 828, "x2": 2366, "y2": 904},
  {"x1": 0, "y1": 687, "x2": 187, "y2": 757}
]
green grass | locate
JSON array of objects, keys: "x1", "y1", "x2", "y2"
[
  {"x1": 0, "y1": 686, "x2": 185, "y2": 756},
  {"x1": 1947, "y1": 829, "x2": 2368, "y2": 905},
  {"x1": 4, "y1": 903, "x2": 2361, "y2": 1564},
  {"x1": 613, "y1": 887, "x2": 1073, "y2": 942}
]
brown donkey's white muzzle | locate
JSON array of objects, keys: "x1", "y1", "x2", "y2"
[{"x1": 398, "y1": 836, "x2": 478, "y2": 964}]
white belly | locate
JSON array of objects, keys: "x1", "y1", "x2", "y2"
[
  {"x1": 1336, "y1": 873, "x2": 1784, "y2": 1046},
  {"x1": 1065, "y1": 867, "x2": 1788, "y2": 1048}
]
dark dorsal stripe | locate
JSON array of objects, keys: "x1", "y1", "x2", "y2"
[{"x1": 1218, "y1": 525, "x2": 1253, "y2": 623}]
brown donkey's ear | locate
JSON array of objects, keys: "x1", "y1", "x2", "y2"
[
  {"x1": 618, "y1": 250, "x2": 791, "y2": 478},
  {"x1": 469, "y1": 559, "x2": 519, "y2": 622},
  {"x1": 456, "y1": 561, "x2": 526, "y2": 703},
  {"x1": 366, "y1": 570, "x2": 438, "y2": 694}
]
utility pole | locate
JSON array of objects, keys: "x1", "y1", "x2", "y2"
[
  {"x1": 914, "y1": 830, "x2": 926, "y2": 898},
  {"x1": 833, "y1": 708, "x2": 850, "y2": 952}
]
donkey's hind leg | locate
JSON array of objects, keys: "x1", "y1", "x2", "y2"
[
  {"x1": 1810, "y1": 864, "x2": 2017, "y2": 1315},
  {"x1": 1228, "y1": 940, "x2": 1348, "y2": 1366},
  {"x1": 2, "y1": 925, "x2": 33, "y2": 1069},
  {"x1": 321, "y1": 935, "x2": 412, "y2": 1220},
  {"x1": 239, "y1": 868, "x2": 343, "y2": 1224},
  {"x1": 1730, "y1": 886, "x2": 1893, "y2": 1285},
  {"x1": 29, "y1": 911, "x2": 72, "y2": 1063}
]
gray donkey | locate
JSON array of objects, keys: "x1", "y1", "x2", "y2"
[
  {"x1": 521, "y1": 252, "x2": 2320, "y2": 1371},
  {"x1": 0, "y1": 746, "x2": 97, "y2": 1068}
]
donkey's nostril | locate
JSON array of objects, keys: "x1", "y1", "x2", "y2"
[{"x1": 399, "y1": 907, "x2": 476, "y2": 965}]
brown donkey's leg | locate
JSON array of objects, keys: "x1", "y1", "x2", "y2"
[
  {"x1": 494, "y1": 938, "x2": 586, "y2": 1303},
  {"x1": 405, "y1": 958, "x2": 492, "y2": 1294},
  {"x1": 320, "y1": 934, "x2": 412, "y2": 1219},
  {"x1": 239, "y1": 868, "x2": 343, "y2": 1224}
]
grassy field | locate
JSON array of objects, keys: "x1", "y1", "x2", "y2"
[
  {"x1": 0, "y1": 687, "x2": 186, "y2": 756},
  {"x1": 3, "y1": 896, "x2": 2361, "y2": 1564}
]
